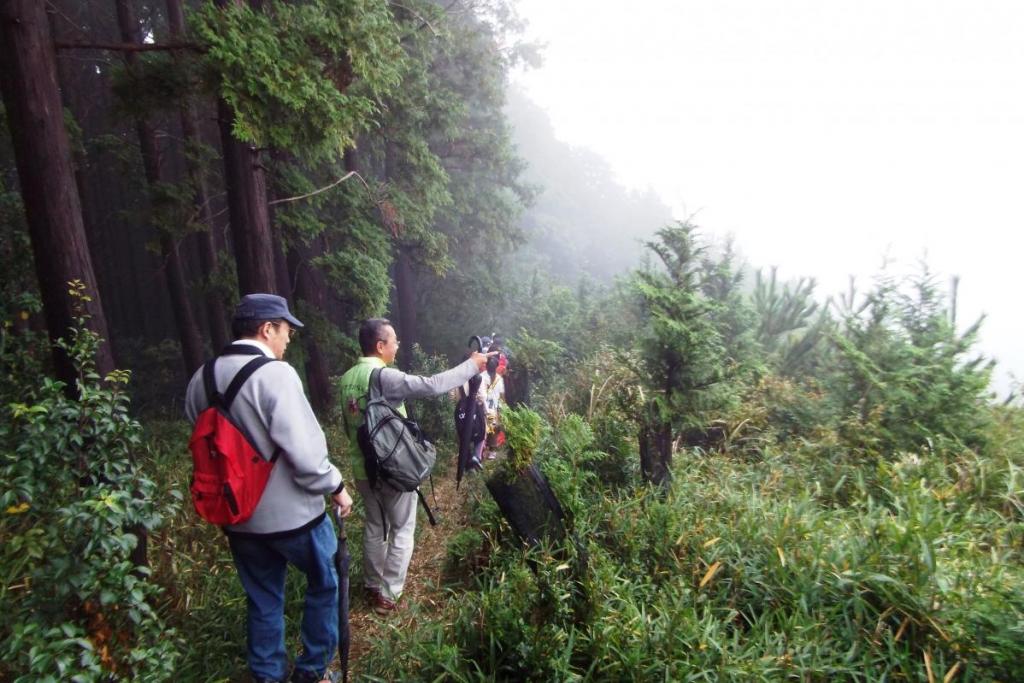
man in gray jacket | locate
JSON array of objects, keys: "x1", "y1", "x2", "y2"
[
  {"x1": 185, "y1": 294, "x2": 352, "y2": 683},
  {"x1": 338, "y1": 318, "x2": 491, "y2": 614}
]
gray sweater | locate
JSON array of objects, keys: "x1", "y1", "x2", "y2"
[
  {"x1": 185, "y1": 340, "x2": 342, "y2": 536},
  {"x1": 380, "y1": 358, "x2": 481, "y2": 404}
]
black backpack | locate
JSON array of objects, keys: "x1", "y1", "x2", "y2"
[
  {"x1": 454, "y1": 374, "x2": 485, "y2": 488},
  {"x1": 356, "y1": 368, "x2": 438, "y2": 525},
  {"x1": 454, "y1": 380, "x2": 486, "y2": 444}
]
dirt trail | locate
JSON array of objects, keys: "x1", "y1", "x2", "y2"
[{"x1": 341, "y1": 466, "x2": 486, "y2": 678}]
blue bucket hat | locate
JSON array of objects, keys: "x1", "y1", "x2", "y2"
[{"x1": 233, "y1": 293, "x2": 304, "y2": 328}]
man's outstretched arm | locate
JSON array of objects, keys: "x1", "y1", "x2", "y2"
[{"x1": 380, "y1": 352, "x2": 493, "y2": 402}]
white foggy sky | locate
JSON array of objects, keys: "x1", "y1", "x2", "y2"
[{"x1": 511, "y1": 0, "x2": 1024, "y2": 395}]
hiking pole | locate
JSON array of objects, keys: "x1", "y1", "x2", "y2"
[{"x1": 332, "y1": 507, "x2": 351, "y2": 683}]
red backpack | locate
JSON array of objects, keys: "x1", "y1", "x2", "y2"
[{"x1": 188, "y1": 351, "x2": 280, "y2": 525}]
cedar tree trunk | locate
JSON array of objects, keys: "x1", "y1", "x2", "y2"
[
  {"x1": 266, "y1": 147, "x2": 330, "y2": 413},
  {"x1": 217, "y1": 96, "x2": 276, "y2": 295},
  {"x1": 287, "y1": 236, "x2": 332, "y2": 414},
  {"x1": 214, "y1": 0, "x2": 275, "y2": 295},
  {"x1": 385, "y1": 140, "x2": 418, "y2": 369},
  {"x1": 166, "y1": 0, "x2": 229, "y2": 350},
  {"x1": 393, "y1": 246, "x2": 419, "y2": 370},
  {"x1": 639, "y1": 417, "x2": 673, "y2": 488},
  {"x1": 116, "y1": 0, "x2": 204, "y2": 376},
  {"x1": 0, "y1": 0, "x2": 115, "y2": 386}
]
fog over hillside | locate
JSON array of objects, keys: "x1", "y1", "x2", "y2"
[
  {"x1": 509, "y1": 0, "x2": 1024, "y2": 397},
  {"x1": 506, "y1": 88, "x2": 674, "y2": 284}
]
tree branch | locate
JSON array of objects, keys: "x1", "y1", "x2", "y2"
[
  {"x1": 55, "y1": 41, "x2": 205, "y2": 53},
  {"x1": 391, "y1": 2, "x2": 440, "y2": 36},
  {"x1": 268, "y1": 172, "x2": 356, "y2": 206},
  {"x1": 266, "y1": 169, "x2": 401, "y2": 242}
]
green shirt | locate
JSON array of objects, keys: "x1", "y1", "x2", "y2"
[
  {"x1": 338, "y1": 355, "x2": 480, "y2": 480},
  {"x1": 338, "y1": 356, "x2": 406, "y2": 480}
]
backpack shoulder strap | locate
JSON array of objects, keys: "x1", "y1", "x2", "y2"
[
  {"x1": 222, "y1": 356, "x2": 277, "y2": 410},
  {"x1": 203, "y1": 344, "x2": 268, "y2": 408},
  {"x1": 367, "y1": 367, "x2": 385, "y2": 402},
  {"x1": 202, "y1": 358, "x2": 222, "y2": 407}
]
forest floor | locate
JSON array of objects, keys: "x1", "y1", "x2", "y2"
[{"x1": 335, "y1": 457, "x2": 492, "y2": 680}]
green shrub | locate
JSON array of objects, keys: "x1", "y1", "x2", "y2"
[
  {"x1": 357, "y1": 411, "x2": 1024, "y2": 682},
  {"x1": 827, "y1": 268, "x2": 993, "y2": 459},
  {"x1": 501, "y1": 405, "x2": 544, "y2": 475},
  {"x1": 445, "y1": 528, "x2": 487, "y2": 582},
  {"x1": 0, "y1": 292, "x2": 179, "y2": 681},
  {"x1": 545, "y1": 347, "x2": 641, "y2": 486}
]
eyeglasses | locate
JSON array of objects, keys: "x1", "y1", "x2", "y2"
[
  {"x1": 271, "y1": 322, "x2": 297, "y2": 340},
  {"x1": 377, "y1": 338, "x2": 400, "y2": 347}
]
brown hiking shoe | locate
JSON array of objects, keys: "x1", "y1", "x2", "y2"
[{"x1": 372, "y1": 592, "x2": 400, "y2": 615}]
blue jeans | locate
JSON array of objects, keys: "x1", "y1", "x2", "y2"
[{"x1": 228, "y1": 514, "x2": 339, "y2": 680}]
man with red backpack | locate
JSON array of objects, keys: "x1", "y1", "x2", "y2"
[{"x1": 185, "y1": 294, "x2": 352, "y2": 683}]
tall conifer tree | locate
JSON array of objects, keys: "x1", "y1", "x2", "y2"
[{"x1": 0, "y1": 0, "x2": 116, "y2": 387}]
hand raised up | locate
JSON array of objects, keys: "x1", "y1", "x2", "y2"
[{"x1": 470, "y1": 351, "x2": 498, "y2": 372}]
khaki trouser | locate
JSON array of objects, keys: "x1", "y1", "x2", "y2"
[{"x1": 355, "y1": 479, "x2": 417, "y2": 601}]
